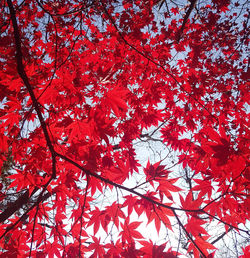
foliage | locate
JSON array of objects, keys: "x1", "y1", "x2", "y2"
[{"x1": 0, "y1": 0, "x2": 249, "y2": 257}]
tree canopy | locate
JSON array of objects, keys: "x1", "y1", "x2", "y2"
[{"x1": 0, "y1": 0, "x2": 249, "y2": 257}]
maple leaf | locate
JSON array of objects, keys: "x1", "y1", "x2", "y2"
[
  {"x1": 185, "y1": 216, "x2": 208, "y2": 237},
  {"x1": 103, "y1": 159, "x2": 130, "y2": 184},
  {"x1": 120, "y1": 218, "x2": 144, "y2": 243},
  {"x1": 157, "y1": 177, "x2": 182, "y2": 201},
  {"x1": 180, "y1": 192, "x2": 203, "y2": 213},
  {"x1": 123, "y1": 195, "x2": 138, "y2": 216},
  {"x1": 144, "y1": 160, "x2": 169, "y2": 180},
  {"x1": 171, "y1": 7, "x2": 179, "y2": 15},
  {"x1": 103, "y1": 87, "x2": 129, "y2": 117},
  {"x1": 104, "y1": 239, "x2": 124, "y2": 257},
  {"x1": 87, "y1": 236, "x2": 105, "y2": 258},
  {"x1": 192, "y1": 178, "x2": 213, "y2": 199}
]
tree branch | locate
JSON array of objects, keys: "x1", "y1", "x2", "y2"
[
  {"x1": 7, "y1": 0, "x2": 56, "y2": 179},
  {"x1": 0, "y1": 190, "x2": 29, "y2": 223},
  {"x1": 176, "y1": 0, "x2": 197, "y2": 42},
  {"x1": 0, "y1": 191, "x2": 51, "y2": 240},
  {"x1": 211, "y1": 227, "x2": 233, "y2": 245}
]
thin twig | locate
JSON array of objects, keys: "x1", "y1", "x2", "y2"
[
  {"x1": 79, "y1": 175, "x2": 90, "y2": 257},
  {"x1": 29, "y1": 205, "x2": 39, "y2": 258},
  {"x1": 173, "y1": 209, "x2": 206, "y2": 258}
]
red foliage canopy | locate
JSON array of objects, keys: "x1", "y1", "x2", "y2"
[{"x1": 0, "y1": 0, "x2": 249, "y2": 257}]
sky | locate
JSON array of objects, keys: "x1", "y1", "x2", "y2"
[{"x1": 1, "y1": 0, "x2": 249, "y2": 256}]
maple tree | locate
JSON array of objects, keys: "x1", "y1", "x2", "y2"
[{"x1": 0, "y1": 0, "x2": 249, "y2": 257}]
